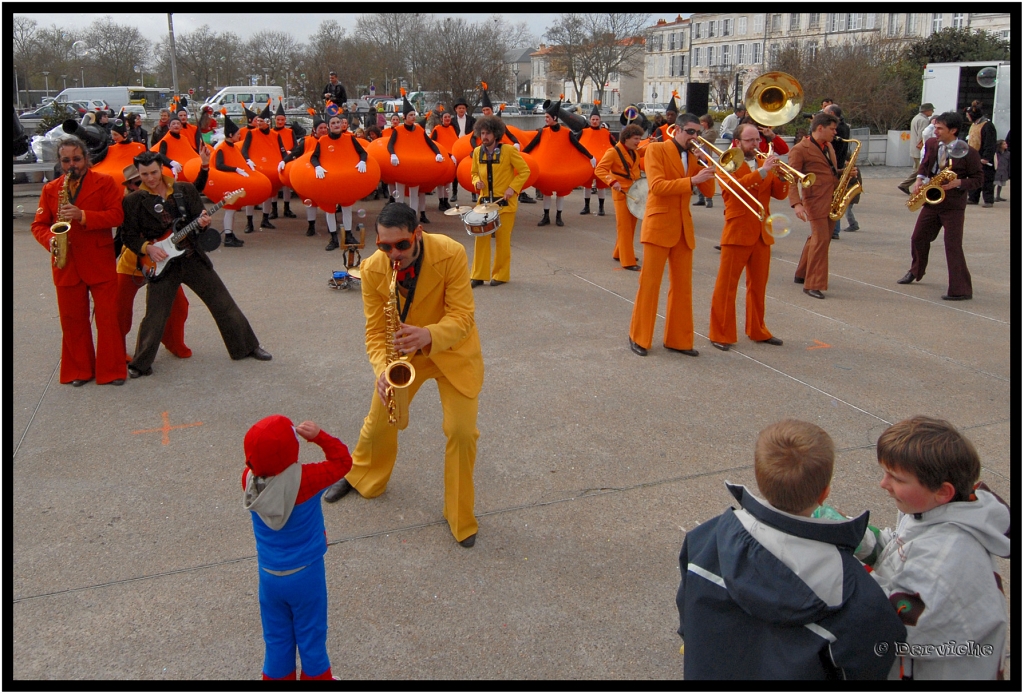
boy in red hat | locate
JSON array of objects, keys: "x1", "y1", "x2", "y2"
[{"x1": 242, "y1": 415, "x2": 352, "y2": 680}]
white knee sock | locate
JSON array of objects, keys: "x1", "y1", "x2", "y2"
[
  {"x1": 556, "y1": 196, "x2": 564, "y2": 212},
  {"x1": 584, "y1": 187, "x2": 592, "y2": 201},
  {"x1": 245, "y1": 205, "x2": 254, "y2": 216},
  {"x1": 282, "y1": 187, "x2": 292, "y2": 202},
  {"x1": 341, "y1": 206, "x2": 353, "y2": 231},
  {"x1": 306, "y1": 206, "x2": 317, "y2": 222},
  {"x1": 418, "y1": 191, "x2": 426, "y2": 212},
  {"x1": 597, "y1": 188, "x2": 606, "y2": 200},
  {"x1": 223, "y1": 209, "x2": 235, "y2": 233},
  {"x1": 262, "y1": 200, "x2": 272, "y2": 214},
  {"x1": 323, "y1": 209, "x2": 337, "y2": 232}
]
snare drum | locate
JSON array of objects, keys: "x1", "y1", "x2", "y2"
[{"x1": 463, "y1": 209, "x2": 502, "y2": 237}]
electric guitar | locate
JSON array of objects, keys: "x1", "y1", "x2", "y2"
[{"x1": 141, "y1": 189, "x2": 245, "y2": 280}]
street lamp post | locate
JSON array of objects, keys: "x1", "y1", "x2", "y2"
[
  {"x1": 262, "y1": 68, "x2": 270, "y2": 87},
  {"x1": 15, "y1": 66, "x2": 21, "y2": 109},
  {"x1": 135, "y1": 64, "x2": 144, "y2": 87},
  {"x1": 42, "y1": 71, "x2": 50, "y2": 97},
  {"x1": 512, "y1": 63, "x2": 519, "y2": 99},
  {"x1": 61, "y1": 74, "x2": 67, "y2": 90}
]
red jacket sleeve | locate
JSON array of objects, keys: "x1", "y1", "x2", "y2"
[{"x1": 295, "y1": 431, "x2": 353, "y2": 504}]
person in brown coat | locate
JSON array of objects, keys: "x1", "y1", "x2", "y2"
[{"x1": 790, "y1": 112, "x2": 843, "y2": 299}]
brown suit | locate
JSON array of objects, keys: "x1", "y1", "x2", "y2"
[
  {"x1": 908, "y1": 137, "x2": 983, "y2": 297},
  {"x1": 629, "y1": 140, "x2": 715, "y2": 351},
  {"x1": 788, "y1": 136, "x2": 840, "y2": 291}
]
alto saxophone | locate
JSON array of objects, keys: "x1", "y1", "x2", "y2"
[
  {"x1": 829, "y1": 137, "x2": 862, "y2": 221},
  {"x1": 382, "y1": 259, "x2": 416, "y2": 426},
  {"x1": 906, "y1": 161, "x2": 958, "y2": 212},
  {"x1": 50, "y1": 173, "x2": 73, "y2": 269}
]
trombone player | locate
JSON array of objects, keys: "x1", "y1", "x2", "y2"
[
  {"x1": 790, "y1": 112, "x2": 845, "y2": 299},
  {"x1": 708, "y1": 123, "x2": 790, "y2": 351}
]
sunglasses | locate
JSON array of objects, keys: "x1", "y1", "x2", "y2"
[
  {"x1": 682, "y1": 128, "x2": 701, "y2": 135},
  {"x1": 376, "y1": 235, "x2": 416, "y2": 253}
]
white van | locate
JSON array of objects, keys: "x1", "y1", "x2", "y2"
[
  {"x1": 204, "y1": 86, "x2": 285, "y2": 116},
  {"x1": 53, "y1": 87, "x2": 173, "y2": 113}
]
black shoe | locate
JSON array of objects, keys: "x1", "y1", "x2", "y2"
[
  {"x1": 664, "y1": 345, "x2": 699, "y2": 357},
  {"x1": 518, "y1": 192, "x2": 536, "y2": 204},
  {"x1": 470, "y1": 279, "x2": 484, "y2": 288},
  {"x1": 710, "y1": 341, "x2": 731, "y2": 351},
  {"x1": 995, "y1": 196, "x2": 1006, "y2": 202},
  {"x1": 757, "y1": 336, "x2": 784, "y2": 346},
  {"x1": 598, "y1": 200, "x2": 605, "y2": 216},
  {"x1": 896, "y1": 271, "x2": 916, "y2": 285},
  {"x1": 420, "y1": 212, "x2": 430, "y2": 224},
  {"x1": 966, "y1": 199, "x2": 979, "y2": 205},
  {"x1": 794, "y1": 277, "x2": 805, "y2": 284},
  {"x1": 70, "y1": 379, "x2": 90, "y2": 387},
  {"x1": 260, "y1": 215, "x2": 276, "y2": 229},
  {"x1": 713, "y1": 245, "x2": 721, "y2": 251},
  {"x1": 538, "y1": 212, "x2": 550, "y2": 227},
  {"x1": 580, "y1": 202, "x2": 590, "y2": 215},
  {"x1": 306, "y1": 223, "x2": 317, "y2": 237},
  {"x1": 982, "y1": 202, "x2": 993, "y2": 208},
  {"x1": 489, "y1": 279, "x2": 506, "y2": 286},
  {"x1": 831, "y1": 232, "x2": 840, "y2": 239},
  {"x1": 628, "y1": 338, "x2": 648, "y2": 356},
  {"x1": 269, "y1": 202, "x2": 279, "y2": 219},
  {"x1": 106, "y1": 378, "x2": 126, "y2": 386},
  {"x1": 323, "y1": 479, "x2": 353, "y2": 503},
  {"x1": 623, "y1": 265, "x2": 640, "y2": 271},
  {"x1": 804, "y1": 289, "x2": 825, "y2": 299},
  {"x1": 843, "y1": 224, "x2": 859, "y2": 232},
  {"x1": 223, "y1": 233, "x2": 244, "y2": 247},
  {"x1": 941, "y1": 294, "x2": 972, "y2": 301},
  {"x1": 459, "y1": 533, "x2": 477, "y2": 548},
  {"x1": 344, "y1": 231, "x2": 358, "y2": 245},
  {"x1": 388, "y1": 195, "x2": 395, "y2": 203},
  {"x1": 283, "y1": 204, "x2": 297, "y2": 218},
  {"x1": 325, "y1": 237, "x2": 339, "y2": 251},
  {"x1": 127, "y1": 365, "x2": 152, "y2": 378},
  {"x1": 705, "y1": 200, "x2": 713, "y2": 208},
  {"x1": 555, "y1": 211, "x2": 564, "y2": 227},
  {"x1": 693, "y1": 198, "x2": 705, "y2": 206},
  {"x1": 897, "y1": 184, "x2": 911, "y2": 195},
  {"x1": 243, "y1": 218, "x2": 255, "y2": 234},
  {"x1": 248, "y1": 346, "x2": 273, "y2": 361}
]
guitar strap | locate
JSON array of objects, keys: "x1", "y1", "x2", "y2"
[{"x1": 171, "y1": 192, "x2": 190, "y2": 225}]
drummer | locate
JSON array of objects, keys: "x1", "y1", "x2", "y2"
[
  {"x1": 467, "y1": 116, "x2": 531, "y2": 288},
  {"x1": 595, "y1": 123, "x2": 645, "y2": 270}
]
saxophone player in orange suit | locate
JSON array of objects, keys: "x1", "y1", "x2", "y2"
[
  {"x1": 594, "y1": 123, "x2": 645, "y2": 270},
  {"x1": 628, "y1": 114, "x2": 716, "y2": 357},
  {"x1": 708, "y1": 123, "x2": 789, "y2": 351},
  {"x1": 790, "y1": 112, "x2": 843, "y2": 299},
  {"x1": 322, "y1": 203, "x2": 484, "y2": 548}
]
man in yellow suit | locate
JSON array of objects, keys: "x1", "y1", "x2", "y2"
[
  {"x1": 323, "y1": 203, "x2": 484, "y2": 547},
  {"x1": 469, "y1": 116, "x2": 531, "y2": 287}
]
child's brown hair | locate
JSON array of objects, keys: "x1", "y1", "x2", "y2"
[
  {"x1": 876, "y1": 416, "x2": 980, "y2": 501},
  {"x1": 754, "y1": 419, "x2": 834, "y2": 514}
]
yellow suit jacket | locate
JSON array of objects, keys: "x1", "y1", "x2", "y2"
[
  {"x1": 470, "y1": 143, "x2": 530, "y2": 212},
  {"x1": 641, "y1": 141, "x2": 716, "y2": 249},
  {"x1": 360, "y1": 232, "x2": 484, "y2": 399}
]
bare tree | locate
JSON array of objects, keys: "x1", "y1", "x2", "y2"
[
  {"x1": 706, "y1": 68, "x2": 735, "y2": 110},
  {"x1": 83, "y1": 17, "x2": 150, "y2": 87},
  {"x1": 579, "y1": 13, "x2": 649, "y2": 104},
  {"x1": 356, "y1": 13, "x2": 428, "y2": 96},
  {"x1": 544, "y1": 14, "x2": 594, "y2": 102},
  {"x1": 414, "y1": 17, "x2": 519, "y2": 107}
]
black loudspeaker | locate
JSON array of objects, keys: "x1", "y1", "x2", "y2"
[{"x1": 686, "y1": 83, "x2": 710, "y2": 117}]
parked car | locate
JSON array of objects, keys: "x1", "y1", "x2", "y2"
[
  {"x1": 58, "y1": 98, "x2": 110, "y2": 113},
  {"x1": 119, "y1": 104, "x2": 148, "y2": 119},
  {"x1": 17, "y1": 102, "x2": 86, "y2": 130},
  {"x1": 637, "y1": 102, "x2": 667, "y2": 115},
  {"x1": 533, "y1": 103, "x2": 546, "y2": 114}
]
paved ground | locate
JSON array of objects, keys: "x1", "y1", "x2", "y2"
[{"x1": 12, "y1": 169, "x2": 1012, "y2": 680}]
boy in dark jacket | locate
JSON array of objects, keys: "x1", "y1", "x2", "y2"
[
  {"x1": 242, "y1": 415, "x2": 352, "y2": 680},
  {"x1": 676, "y1": 419, "x2": 906, "y2": 679}
]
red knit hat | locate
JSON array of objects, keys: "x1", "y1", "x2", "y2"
[{"x1": 244, "y1": 415, "x2": 300, "y2": 477}]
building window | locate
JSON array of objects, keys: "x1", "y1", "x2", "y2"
[
  {"x1": 694, "y1": 47, "x2": 701, "y2": 67},
  {"x1": 752, "y1": 42, "x2": 762, "y2": 64},
  {"x1": 829, "y1": 13, "x2": 848, "y2": 32},
  {"x1": 753, "y1": 14, "x2": 764, "y2": 33},
  {"x1": 906, "y1": 13, "x2": 917, "y2": 35},
  {"x1": 736, "y1": 43, "x2": 746, "y2": 65},
  {"x1": 737, "y1": 16, "x2": 748, "y2": 35},
  {"x1": 723, "y1": 19, "x2": 732, "y2": 36},
  {"x1": 693, "y1": 22, "x2": 701, "y2": 39},
  {"x1": 669, "y1": 32, "x2": 675, "y2": 51},
  {"x1": 681, "y1": 55, "x2": 688, "y2": 75},
  {"x1": 708, "y1": 46, "x2": 716, "y2": 66},
  {"x1": 771, "y1": 14, "x2": 782, "y2": 32},
  {"x1": 932, "y1": 13, "x2": 942, "y2": 33},
  {"x1": 709, "y1": 20, "x2": 717, "y2": 37},
  {"x1": 807, "y1": 41, "x2": 819, "y2": 61},
  {"x1": 808, "y1": 13, "x2": 820, "y2": 29},
  {"x1": 867, "y1": 13, "x2": 876, "y2": 29},
  {"x1": 850, "y1": 13, "x2": 863, "y2": 31},
  {"x1": 953, "y1": 13, "x2": 965, "y2": 29},
  {"x1": 722, "y1": 45, "x2": 731, "y2": 66},
  {"x1": 888, "y1": 13, "x2": 899, "y2": 35},
  {"x1": 769, "y1": 43, "x2": 779, "y2": 63},
  {"x1": 790, "y1": 14, "x2": 801, "y2": 31}
]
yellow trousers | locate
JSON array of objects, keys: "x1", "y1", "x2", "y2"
[
  {"x1": 347, "y1": 355, "x2": 479, "y2": 542},
  {"x1": 471, "y1": 208, "x2": 517, "y2": 283}
]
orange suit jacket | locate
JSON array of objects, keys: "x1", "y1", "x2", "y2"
[
  {"x1": 640, "y1": 141, "x2": 715, "y2": 249},
  {"x1": 786, "y1": 137, "x2": 839, "y2": 221},
  {"x1": 721, "y1": 160, "x2": 789, "y2": 246},
  {"x1": 594, "y1": 142, "x2": 641, "y2": 193}
]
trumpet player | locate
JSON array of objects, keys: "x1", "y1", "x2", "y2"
[
  {"x1": 31, "y1": 135, "x2": 127, "y2": 386},
  {"x1": 323, "y1": 203, "x2": 484, "y2": 548},
  {"x1": 791, "y1": 112, "x2": 844, "y2": 300},
  {"x1": 897, "y1": 112, "x2": 982, "y2": 301},
  {"x1": 708, "y1": 124, "x2": 789, "y2": 351}
]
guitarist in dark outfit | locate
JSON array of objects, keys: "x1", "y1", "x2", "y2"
[{"x1": 121, "y1": 152, "x2": 272, "y2": 378}]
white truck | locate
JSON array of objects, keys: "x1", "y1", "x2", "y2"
[{"x1": 920, "y1": 61, "x2": 1011, "y2": 137}]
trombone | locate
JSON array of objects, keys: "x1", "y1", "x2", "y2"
[
  {"x1": 676, "y1": 125, "x2": 765, "y2": 222},
  {"x1": 755, "y1": 142, "x2": 816, "y2": 188}
]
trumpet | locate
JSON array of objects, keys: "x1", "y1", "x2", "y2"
[{"x1": 755, "y1": 143, "x2": 816, "y2": 188}]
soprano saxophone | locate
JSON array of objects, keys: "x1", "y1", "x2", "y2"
[
  {"x1": 50, "y1": 173, "x2": 73, "y2": 269},
  {"x1": 829, "y1": 137, "x2": 862, "y2": 221},
  {"x1": 383, "y1": 259, "x2": 416, "y2": 426}
]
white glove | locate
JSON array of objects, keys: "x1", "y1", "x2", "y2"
[
  {"x1": 246, "y1": 158, "x2": 256, "y2": 170},
  {"x1": 356, "y1": 161, "x2": 367, "y2": 173},
  {"x1": 450, "y1": 154, "x2": 457, "y2": 165},
  {"x1": 435, "y1": 153, "x2": 444, "y2": 163},
  {"x1": 170, "y1": 160, "x2": 182, "y2": 176},
  {"x1": 513, "y1": 143, "x2": 521, "y2": 151},
  {"x1": 590, "y1": 157, "x2": 597, "y2": 168},
  {"x1": 235, "y1": 167, "x2": 250, "y2": 177},
  {"x1": 315, "y1": 166, "x2": 327, "y2": 179},
  {"x1": 277, "y1": 160, "x2": 286, "y2": 172},
  {"x1": 390, "y1": 154, "x2": 400, "y2": 166}
]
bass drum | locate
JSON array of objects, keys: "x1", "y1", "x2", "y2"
[{"x1": 625, "y1": 177, "x2": 649, "y2": 219}]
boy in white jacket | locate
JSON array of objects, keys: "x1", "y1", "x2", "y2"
[{"x1": 857, "y1": 416, "x2": 1010, "y2": 680}]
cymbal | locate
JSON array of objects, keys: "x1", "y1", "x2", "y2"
[
  {"x1": 443, "y1": 205, "x2": 470, "y2": 216},
  {"x1": 473, "y1": 202, "x2": 501, "y2": 214},
  {"x1": 346, "y1": 267, "x2": 361, "y2": 279}
]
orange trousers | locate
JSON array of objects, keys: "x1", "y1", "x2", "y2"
[
  {"x1": 609, "y1": 190, "x2": 638, "y2": 268},
  {"x1": 116, "y1": 274, "x2": 191, "y2": 359},
  {"x1": 794, "y1": 217, "x2": 833, "y2": 291},
  {"x1": 55, "y1": 278, "x2": 126, "y2": 384},
  {"x1": 629, "y1": 240, "x2": 694, "y2": 351},
  {"x1": 709, "y1": 240, "x2": 773, "y2": 344}
]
